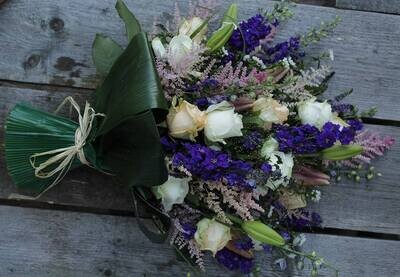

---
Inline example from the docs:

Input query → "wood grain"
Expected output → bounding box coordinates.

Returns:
[0,85,399,234]
[0,205,399,277]
[336,0,400,15]
[0,0,399,120]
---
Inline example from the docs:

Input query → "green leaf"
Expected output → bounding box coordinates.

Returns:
[92,34,123,76]
[115,0,141,41]
[94,31,168,188]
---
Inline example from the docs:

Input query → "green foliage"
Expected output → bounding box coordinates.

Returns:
[264,0,294,23]
[115,0,141,41]
[301,16,341,47]
[92,34,123,77]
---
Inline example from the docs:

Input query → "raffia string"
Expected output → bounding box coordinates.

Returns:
[9,96,105,200]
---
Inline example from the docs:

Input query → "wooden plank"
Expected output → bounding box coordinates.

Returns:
[0,85,399,234]
[336,0,400,15]
[0,205,399,276]
[0,0,399,120]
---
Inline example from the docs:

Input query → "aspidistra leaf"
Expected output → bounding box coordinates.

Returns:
[92,34,123,76]
[115,0,141,41]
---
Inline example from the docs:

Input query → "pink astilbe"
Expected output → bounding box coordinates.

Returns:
[326,130,395,168]
[206,181,265,221]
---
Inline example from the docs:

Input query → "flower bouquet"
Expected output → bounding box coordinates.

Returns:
[4,0,394,275]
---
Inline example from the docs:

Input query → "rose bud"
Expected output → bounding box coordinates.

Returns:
[253,97,289,129]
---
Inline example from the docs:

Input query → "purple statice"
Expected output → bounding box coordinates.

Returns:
[181,223,197,240]
[215,248,254,274]
[280,231,291,242]
[229,14,272,54]
[261,36,302,64]
[261,162,272,174]
[273,201,322,230]
[201,78,219,90]
[160,136,178,152]
[274,122,358,154]
[221,50,236,64]
[172,143,253,189]
[332,103,354,114]
[338,127,356,145]
[234,236,254,251]
[194,97,209,109]
[274,123,320,154]
[347,119,363,131]
[316,122,341,148]
[242,131,263,151]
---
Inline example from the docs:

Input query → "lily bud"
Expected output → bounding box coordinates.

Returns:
[321,144,363,161]
[242,221,285,247]
[294,165,330,186]
[206,4,237,52]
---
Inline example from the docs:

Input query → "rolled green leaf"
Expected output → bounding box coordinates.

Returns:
[242,220,285,247]
[206,3,237,52]
[92,34,123,77]
[320,144,363,161]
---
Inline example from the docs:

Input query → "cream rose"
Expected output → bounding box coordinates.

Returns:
[153,176,189,212]
[167,100,206,141]
[253,97,289,129]
[194,218,231,256]
[297,98,333,129]
[179,17,207,44]
[151,37,166,59]
[204,101,243,143]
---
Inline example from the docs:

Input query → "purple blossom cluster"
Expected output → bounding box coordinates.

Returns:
[260,36,302,64]
[215,248,254,274]
[234,235,254,251]
[163,138,254,189]
[274,202,322,230]
[242,131,263,151]
[274,121,362,154]
[229,14,272,54]
[181,223,197,240]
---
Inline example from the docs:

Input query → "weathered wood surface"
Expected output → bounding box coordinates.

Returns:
[0,205,399,277]
[0,85,399,234]
[336,0,400,15]
[0,0,400,120]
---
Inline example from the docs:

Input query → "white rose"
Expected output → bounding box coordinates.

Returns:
[253,98,289,129]
[261,137,279,159]
[179,17,207,44]
[266,151,294,190]
[151,37,166,59]
[297,98,333,129]
[194,218,231,256]
[167,34,193,68]
[167,100,206,141]
[204,101,243,143]
[153,176,189,212]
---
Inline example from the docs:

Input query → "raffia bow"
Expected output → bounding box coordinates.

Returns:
[9,97,104,200]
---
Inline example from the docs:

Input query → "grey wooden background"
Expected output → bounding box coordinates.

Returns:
[0,0,399,276]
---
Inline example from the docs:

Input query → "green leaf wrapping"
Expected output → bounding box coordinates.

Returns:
[94,31,168,188]
[4,5,169,192]
[4,104,97,192]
